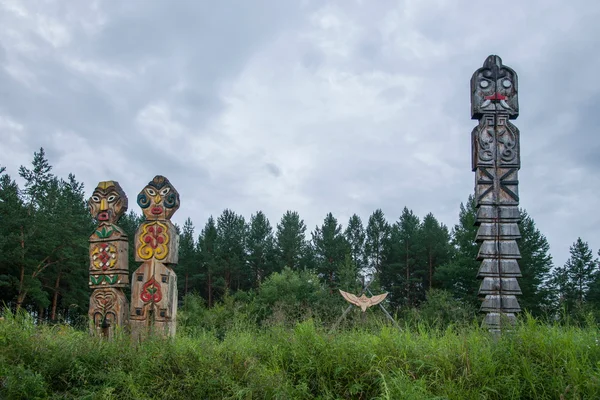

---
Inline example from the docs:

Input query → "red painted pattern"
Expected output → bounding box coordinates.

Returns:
[144,225,165,249]
[140,277,162,303]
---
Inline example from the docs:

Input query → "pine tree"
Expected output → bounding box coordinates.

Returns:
[344,214,366,273]
[419,213,451,291]
[0,168,27,308]
[516,210,554,316]
[246,211,276,286]
[381,207,422,307]
[198,217,218,306]
[177,218,198,297]
[434,196,479,308]
[275,211,308,270]
[554,238,598,310]
[215,209,248,292]
[586,249,600,309]
[46,174,93,321]
[311,212,350,287]
[14,148,60,311]
[364,209,390,276]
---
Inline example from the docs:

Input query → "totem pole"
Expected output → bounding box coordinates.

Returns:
[471,55,522,333]
[88,181,129,338]
[130,175,179,340]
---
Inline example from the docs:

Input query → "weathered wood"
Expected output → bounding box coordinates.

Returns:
[471,55,522,334]
[90,288,129,339]
[130,175,180,341]
[129,260,178,339]
[134,220,179,264]
[87,181,129,338]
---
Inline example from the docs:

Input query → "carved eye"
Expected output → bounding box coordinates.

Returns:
[160,187,170,196]
[147,188,156,196]
[92,195,100,202]
[480,80,490,89]
[107,195,117,202]
[502,79,512,88]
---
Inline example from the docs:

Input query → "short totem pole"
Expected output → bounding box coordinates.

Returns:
[130,175,179,340]
[88,181,130,338]
[471,55,522,333]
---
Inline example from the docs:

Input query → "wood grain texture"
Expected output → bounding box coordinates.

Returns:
[130,175,180,340]
[88,181,130,338]
[129,260,178,341]
[470,56,522,334]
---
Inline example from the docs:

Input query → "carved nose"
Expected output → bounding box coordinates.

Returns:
[100,199,108,210]
[154,195,161,204]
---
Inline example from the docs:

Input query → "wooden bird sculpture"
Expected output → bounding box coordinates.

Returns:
[339,290,388,312]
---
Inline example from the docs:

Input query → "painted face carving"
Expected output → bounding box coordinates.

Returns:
[471,55,519,119]
[88,181,128,224]
[137,175,180,220]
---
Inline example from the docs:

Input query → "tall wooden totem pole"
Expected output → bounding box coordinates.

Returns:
[471,55,522,333]
[88,181,130,338]
[130,175,179,340]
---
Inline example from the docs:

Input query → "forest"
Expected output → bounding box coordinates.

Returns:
[2,148,600,399]
[2,147,600,325]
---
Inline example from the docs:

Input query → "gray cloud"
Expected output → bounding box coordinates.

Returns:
[1,0,599,269]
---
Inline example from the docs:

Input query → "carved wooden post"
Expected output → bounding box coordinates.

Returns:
[130,175,179,340]
[88,181,129,338]
[471,55,522,334]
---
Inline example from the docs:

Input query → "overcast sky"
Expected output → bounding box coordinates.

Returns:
[1,0,599,269]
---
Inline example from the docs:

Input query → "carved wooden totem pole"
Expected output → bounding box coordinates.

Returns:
[130,175,179,340]
[88,181,129,338]
[471,55,522,333]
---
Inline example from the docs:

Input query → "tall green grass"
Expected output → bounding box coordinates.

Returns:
[1,311,599,399]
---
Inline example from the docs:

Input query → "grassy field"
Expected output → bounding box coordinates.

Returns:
[0,312,599,400]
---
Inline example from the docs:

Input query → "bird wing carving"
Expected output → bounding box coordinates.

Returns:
[368,292,388,307]
[339,290,389,312]
[339,290,361,307]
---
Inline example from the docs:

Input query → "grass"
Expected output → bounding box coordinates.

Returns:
[0,312,599,399]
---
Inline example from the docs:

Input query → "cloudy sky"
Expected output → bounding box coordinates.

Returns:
[1,0,599,268]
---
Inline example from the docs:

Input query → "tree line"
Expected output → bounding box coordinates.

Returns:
[1,148,600,323]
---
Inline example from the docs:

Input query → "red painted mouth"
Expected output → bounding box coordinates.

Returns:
[484,93,507,101]
[98,212,109,221]
[151,206,163,215]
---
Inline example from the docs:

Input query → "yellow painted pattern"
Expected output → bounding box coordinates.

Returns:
[91,243,118,270]
[137,221,170,260]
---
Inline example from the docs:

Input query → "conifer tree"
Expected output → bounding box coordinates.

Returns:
[435,196,479,308]
[46,174,93,321]
[14,148,59,311]
[177,218,198,297]
[0,167,27,308]
[344,214,366,272]
[516,210,554,316]
[364,209,389,276]
[275,211,308,270]
[215,209,248,292]
[418,213,451,291]
[381,207,422,307]
[198,216,218,306]
[311,212,350,287]
[553,238,598,310]
[247,211,276,286]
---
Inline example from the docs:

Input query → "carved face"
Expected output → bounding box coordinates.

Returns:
[137,175,180,220]
[88,181,128,224]
[471,55,519,119]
